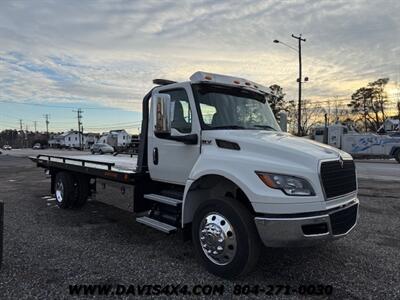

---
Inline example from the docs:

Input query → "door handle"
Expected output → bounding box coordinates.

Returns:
[153,147,158,165]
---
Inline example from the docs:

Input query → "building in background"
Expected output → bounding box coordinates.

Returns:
[98,129,131,148]
[84,133,99,149]
[47,129,132,149]
[49,130,99,149]
[48,134,65,148]
[57,131,80,148]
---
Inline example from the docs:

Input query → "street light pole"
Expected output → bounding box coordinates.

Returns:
[291,34,306,136]
[273,35,306,136]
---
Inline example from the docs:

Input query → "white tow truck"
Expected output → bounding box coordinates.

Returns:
[31,72,359,278]
[312,124,400,162]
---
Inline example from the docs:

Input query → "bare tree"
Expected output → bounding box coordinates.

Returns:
[285,99,326,135]
[300,99,327,135]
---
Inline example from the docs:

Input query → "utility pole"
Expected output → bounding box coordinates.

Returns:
[25,125,28,148]
[323,113,328,144]
[33,121,37,132]
[291,34,306,136]
[74,108,83,150]
[19,119,23,131]
[44,114,50,136]
[273,36,308,135]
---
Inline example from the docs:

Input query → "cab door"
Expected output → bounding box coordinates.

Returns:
[148,83,201,185]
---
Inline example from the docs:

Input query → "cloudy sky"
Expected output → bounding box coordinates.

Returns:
[0,0,399,132]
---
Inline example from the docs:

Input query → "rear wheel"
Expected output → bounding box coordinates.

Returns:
[395,150,400,163]
[72,175,90,208]
[192,197,261,278]
[99,149,103,155]
[54,172,78,209]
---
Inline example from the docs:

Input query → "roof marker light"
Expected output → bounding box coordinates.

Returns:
[233,80,240,84]
[245,82,251,86]
[204,75,212,80]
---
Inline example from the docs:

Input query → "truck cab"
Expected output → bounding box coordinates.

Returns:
[143,72,359,276]
[33,71,359,278]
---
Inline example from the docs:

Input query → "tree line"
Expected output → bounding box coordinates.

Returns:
[0,129,49,148]
[267,77,398,135]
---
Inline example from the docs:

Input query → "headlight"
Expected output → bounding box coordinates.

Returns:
[256,172,315,196]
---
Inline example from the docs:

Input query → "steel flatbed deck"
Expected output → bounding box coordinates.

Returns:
[30,154,142,184]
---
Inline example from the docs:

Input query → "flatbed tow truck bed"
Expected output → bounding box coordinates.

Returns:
[30,154,141,184]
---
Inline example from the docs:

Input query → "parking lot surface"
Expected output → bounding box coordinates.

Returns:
[0,154,399,299]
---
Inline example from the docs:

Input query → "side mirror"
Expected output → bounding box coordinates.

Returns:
[153,94,172,135]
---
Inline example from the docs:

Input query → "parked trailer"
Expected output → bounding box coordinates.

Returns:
[31,72,359,278]
[312,124,400,162]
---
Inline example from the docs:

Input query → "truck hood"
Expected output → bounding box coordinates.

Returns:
[203,130,348,168]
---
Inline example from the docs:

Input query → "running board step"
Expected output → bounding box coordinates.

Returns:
[136,216,177,234]
[144,193,182,206]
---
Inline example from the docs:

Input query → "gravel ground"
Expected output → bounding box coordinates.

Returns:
[0,155,399,299]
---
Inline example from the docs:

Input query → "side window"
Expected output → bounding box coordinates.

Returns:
[200,103,216,125]
[160,89,192,133]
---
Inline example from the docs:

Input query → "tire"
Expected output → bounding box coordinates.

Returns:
[99,149,103,155]
[72,175,90,208]
[54,172,78,209]
[192,197,261,278]
[395,150,400,163]
[91,150,95,154]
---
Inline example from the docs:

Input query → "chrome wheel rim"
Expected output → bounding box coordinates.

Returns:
[55,181,64,203]
[199,212,237,265]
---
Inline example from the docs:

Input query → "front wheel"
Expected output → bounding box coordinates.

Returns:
[192,198,261,278]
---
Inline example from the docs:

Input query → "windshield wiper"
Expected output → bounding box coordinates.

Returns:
[209,125,247,130]
[252,125,277,131]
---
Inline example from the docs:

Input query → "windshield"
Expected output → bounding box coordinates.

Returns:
[192,84,280,131]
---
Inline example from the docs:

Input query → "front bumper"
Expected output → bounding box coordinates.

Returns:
[254,199,359,247]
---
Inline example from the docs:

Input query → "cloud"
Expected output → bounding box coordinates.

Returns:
[0,0,399,117]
